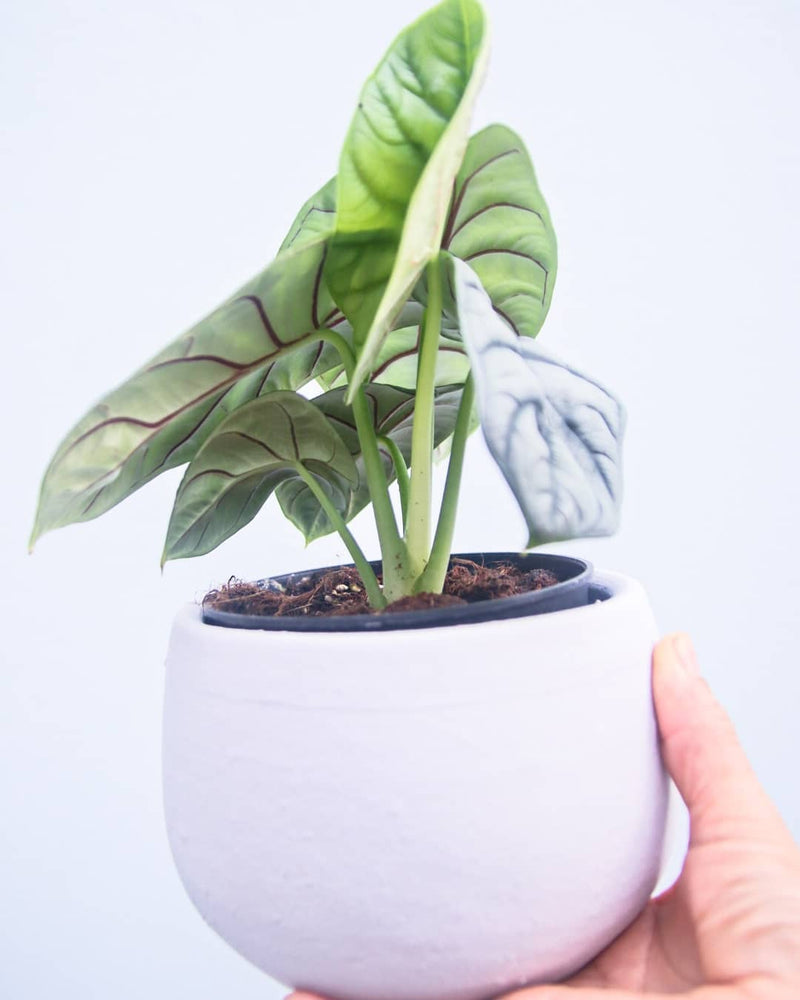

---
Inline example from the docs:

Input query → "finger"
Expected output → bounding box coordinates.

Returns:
[505,986,747,1000]
[652,633,792,850]
[505,989,644,999]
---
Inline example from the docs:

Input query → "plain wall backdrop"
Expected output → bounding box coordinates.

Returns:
[2,0,799,997]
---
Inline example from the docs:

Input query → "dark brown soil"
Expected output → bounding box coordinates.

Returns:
[203,558,559,619]
[381,592,467,614]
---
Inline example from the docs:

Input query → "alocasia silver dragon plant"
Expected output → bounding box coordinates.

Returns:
[31,0,624,610]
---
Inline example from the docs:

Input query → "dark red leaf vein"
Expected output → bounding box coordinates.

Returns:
[448,201,545,243]
[442,149,521,246]
[147,354,253,373]
[236,295,286,348]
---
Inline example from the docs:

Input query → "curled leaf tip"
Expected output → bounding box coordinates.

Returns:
[452,258,624,546]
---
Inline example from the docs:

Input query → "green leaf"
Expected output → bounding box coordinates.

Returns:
[162,392,358,563]
[318,323,470,391]
[277,384,464,541]
[30,236,345,550]
[451,258,624,546]
[442,123,557,338]
[311,123,556,390]
[325,0,489,395]
[279,177,338,255]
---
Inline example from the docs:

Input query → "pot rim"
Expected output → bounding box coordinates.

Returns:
[170,570,651,716]
[200,551,597,633]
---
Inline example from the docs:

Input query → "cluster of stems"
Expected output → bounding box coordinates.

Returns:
[302,256,475,608]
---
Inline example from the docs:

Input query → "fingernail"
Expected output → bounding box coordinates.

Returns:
[672,633,700,676]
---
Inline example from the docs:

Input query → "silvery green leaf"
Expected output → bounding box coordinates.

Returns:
[452,258,625,546]
[30,235,345,549]
[162,391,358,563]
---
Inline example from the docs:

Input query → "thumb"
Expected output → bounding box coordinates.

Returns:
[652,633,791,850]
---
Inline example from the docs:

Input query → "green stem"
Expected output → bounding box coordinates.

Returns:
[317,328,356,380]
[295,466,386,609]
[416,375,475,593]
[405,255,443,575]
[351,387,405,553]
[377,434,410,529]
[318,328,409,599]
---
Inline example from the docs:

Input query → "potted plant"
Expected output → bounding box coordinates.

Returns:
[30,1,670,997]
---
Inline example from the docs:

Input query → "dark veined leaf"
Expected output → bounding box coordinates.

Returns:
[312,124,556,390]
[325,0,489,395]
[451,257,624,546]
[162,392,358,562]
[317,324,470,392]
[314,268,467,391]
[277,384,464,541]
[279,177,338,255]
[30,235,346,549]
[442,123,557,338]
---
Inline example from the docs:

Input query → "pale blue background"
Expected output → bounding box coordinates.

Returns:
[2,0,799,996]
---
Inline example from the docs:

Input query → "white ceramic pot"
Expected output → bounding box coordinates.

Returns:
[163,570,669,1000]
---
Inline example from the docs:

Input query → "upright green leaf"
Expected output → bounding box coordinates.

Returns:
[30,236,346,549]
[277,384,464,541]
[325,0,489,395]
[162,392,358,562]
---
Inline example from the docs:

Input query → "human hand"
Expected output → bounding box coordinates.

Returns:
[289,634,800,1000]
[503,634,800,999]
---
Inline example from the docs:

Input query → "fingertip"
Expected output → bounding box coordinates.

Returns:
[651,634,790,847]
[653,632,699,686]
[671,632,700,676]
[652,633,707,735]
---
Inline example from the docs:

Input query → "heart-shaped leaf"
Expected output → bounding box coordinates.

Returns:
[162,391,358,562]
[443,123,557,338]
[30,236,344,549]
[311,123,556,391]
[451,258,625,546]
[325,0,489,395]
[277,384,464,541]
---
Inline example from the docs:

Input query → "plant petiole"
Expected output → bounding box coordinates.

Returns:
[318,328,410,601]
[294,465,386,609]
[377,434,410,530]
[416,374,474,593]
[405,254,443,577]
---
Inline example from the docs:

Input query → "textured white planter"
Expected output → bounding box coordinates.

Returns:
[163,570,669,1000]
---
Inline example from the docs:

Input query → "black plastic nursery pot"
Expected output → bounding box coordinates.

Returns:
[201,552,601,633]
